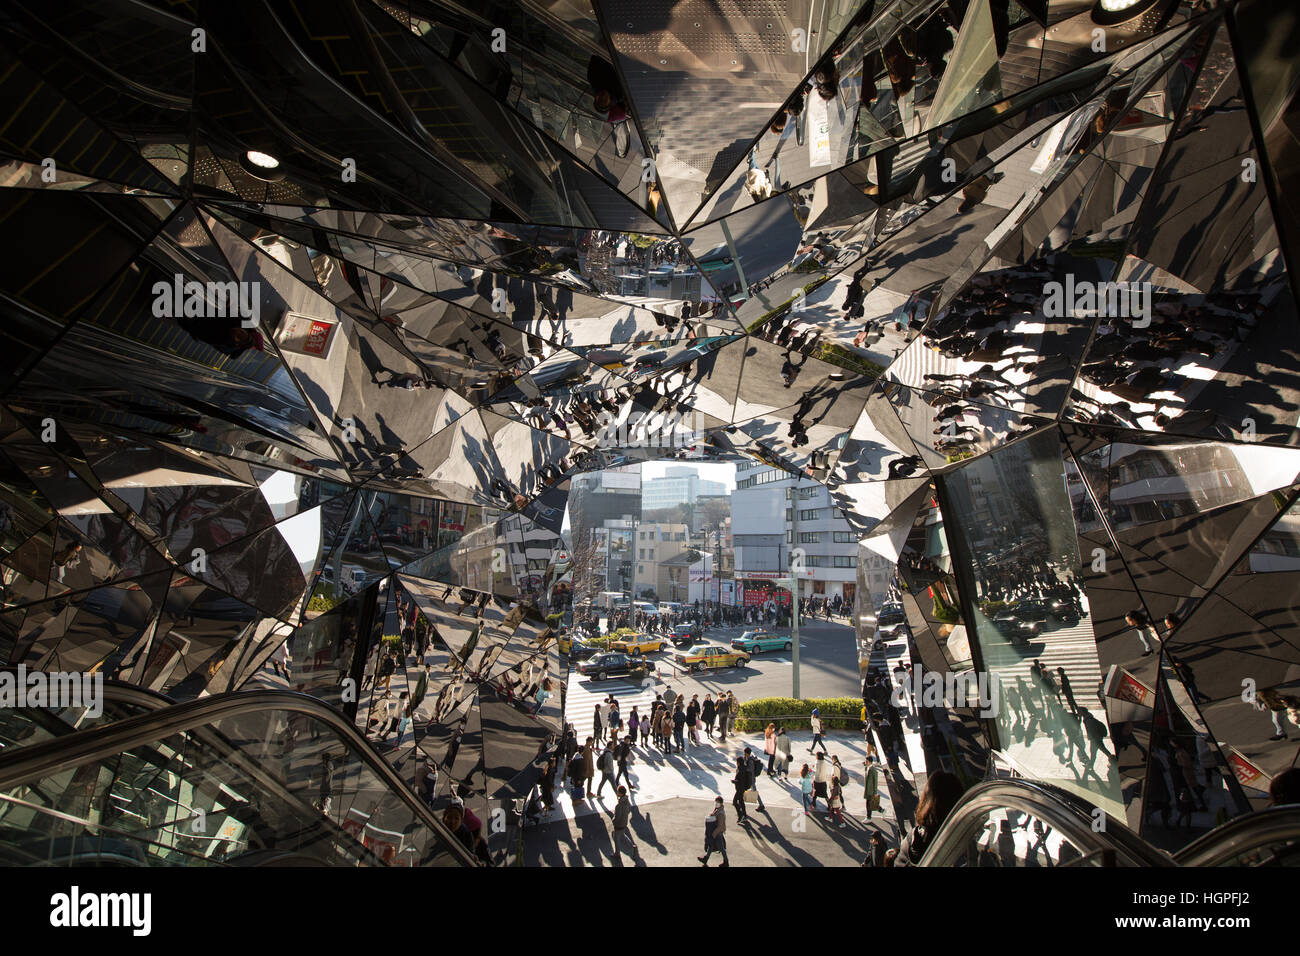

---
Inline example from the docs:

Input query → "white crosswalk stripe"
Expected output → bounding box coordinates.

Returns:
[563,673,658,742]
[985,619,1105,704]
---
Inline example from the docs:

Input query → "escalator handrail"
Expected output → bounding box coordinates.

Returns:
[1173,804,1300,867]
[0,689,479,867]
[917,779,1177,867]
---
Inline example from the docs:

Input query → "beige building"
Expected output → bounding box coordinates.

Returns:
[632,523,692,602]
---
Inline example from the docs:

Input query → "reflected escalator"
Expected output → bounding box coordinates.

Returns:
[0,690,477,867]
[917,779,1176,867]
[0,672,174,754]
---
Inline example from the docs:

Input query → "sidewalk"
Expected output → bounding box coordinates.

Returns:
[520,730,901,866]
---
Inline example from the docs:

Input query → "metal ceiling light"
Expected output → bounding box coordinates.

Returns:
[239,148,286,181]
[1091,0,1163,26]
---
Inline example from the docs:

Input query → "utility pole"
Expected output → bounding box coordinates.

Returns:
[790,475,801,700]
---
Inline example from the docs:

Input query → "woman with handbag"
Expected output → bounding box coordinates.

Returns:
[764,723,778,775]
[829,774,846,827]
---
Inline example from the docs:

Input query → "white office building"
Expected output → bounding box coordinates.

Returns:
[643,465,727,512]
[731,461,860,603]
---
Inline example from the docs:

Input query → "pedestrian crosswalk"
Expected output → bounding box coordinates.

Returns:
[563,673,658,742]
[984,617,1106,711]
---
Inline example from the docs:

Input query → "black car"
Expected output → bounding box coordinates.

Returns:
[992,614,1039,644]
[876,604,909,637]
[567,638,600,662]
[1001,600,1048,624]
[667,624,701,647]
[577,652,655,682]
[1045,596,1081,627]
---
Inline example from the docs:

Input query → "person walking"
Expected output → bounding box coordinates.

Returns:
[863,755,881,820]
[615,734,637,790]
[687,695,701,746]
[639,705,652,747]
[829,773,846,827]
[732,755,753,823]
[809,708,828,754]
[659,706,675,753]
[727,692,741,738]
[702,694,717,739]
[813,752,832,811]
[775,727,793,779]
[594,701,607,744]
[612,786,638,863]
[698,797,729,867]
[596,740,618,797]
[628,706,640,745]
[582,737,596,799]
[1056,667,1077,714]
[1125,610,1161,657]
[672,702,687,754]
[764,723,778,774]
[799,764,814,814]
[745,747,767,811]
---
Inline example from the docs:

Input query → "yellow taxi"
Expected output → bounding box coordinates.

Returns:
[607,632,666,656]
[675,644,750,673]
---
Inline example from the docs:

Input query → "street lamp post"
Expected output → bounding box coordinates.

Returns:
[791,569,800,699]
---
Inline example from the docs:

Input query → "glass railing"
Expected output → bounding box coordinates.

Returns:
[0,691,477,866]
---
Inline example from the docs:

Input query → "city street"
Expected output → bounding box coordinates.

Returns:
[565,617,863,741]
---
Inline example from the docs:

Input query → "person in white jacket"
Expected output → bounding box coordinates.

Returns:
[813,752,832,810]
[808,708,828,754]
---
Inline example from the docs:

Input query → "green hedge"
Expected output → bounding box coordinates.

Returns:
[735,696,864,733]
[932,593,960,624]
[306,583,341,613]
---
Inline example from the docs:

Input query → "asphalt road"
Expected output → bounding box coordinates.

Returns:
[573,617,862,705]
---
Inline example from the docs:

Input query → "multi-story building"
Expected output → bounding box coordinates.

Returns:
[643,466,727,513]
[732,462,858,603]
[633,522,692,601]
[569,466,642,529]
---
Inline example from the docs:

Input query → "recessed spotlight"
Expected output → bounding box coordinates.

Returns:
[245,150,279,169]
[1091,0,1166,25]
[239,149,286,181]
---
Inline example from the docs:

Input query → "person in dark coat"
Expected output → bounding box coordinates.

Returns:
[702,695,717,738]
[731,756,753,823]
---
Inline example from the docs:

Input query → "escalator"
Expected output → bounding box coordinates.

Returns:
[1174,805,1300,867]
[917,778,1300,867]
[0,690,477,867]
[0,672,174,754]
[916,779,1177,867]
